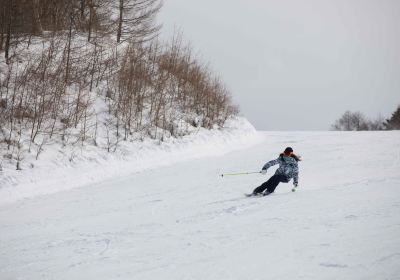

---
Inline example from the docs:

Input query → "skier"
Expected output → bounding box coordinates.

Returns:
[251,147,300,196]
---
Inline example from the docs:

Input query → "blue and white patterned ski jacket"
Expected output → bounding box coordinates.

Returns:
[262,155,299,184]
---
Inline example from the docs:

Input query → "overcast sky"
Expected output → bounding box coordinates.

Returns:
[158,0,400,130]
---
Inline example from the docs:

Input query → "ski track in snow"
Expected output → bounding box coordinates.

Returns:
[1,131,400,280]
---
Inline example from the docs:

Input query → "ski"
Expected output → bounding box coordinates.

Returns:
[244,193,267,197]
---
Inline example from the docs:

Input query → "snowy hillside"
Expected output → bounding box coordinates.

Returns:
[0,117,261,205]
[1,130,400,280]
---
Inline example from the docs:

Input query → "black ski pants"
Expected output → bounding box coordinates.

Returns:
[253,174,288,194]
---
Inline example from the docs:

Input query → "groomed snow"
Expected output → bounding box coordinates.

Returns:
[1,130,400,280]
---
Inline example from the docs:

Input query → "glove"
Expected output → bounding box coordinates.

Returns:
[293,182,298,187]
[260,169,267,175]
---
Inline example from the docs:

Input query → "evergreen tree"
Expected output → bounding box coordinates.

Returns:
[384,105,400,130]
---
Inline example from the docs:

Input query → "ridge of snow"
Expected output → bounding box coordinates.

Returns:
[0,117,263,206]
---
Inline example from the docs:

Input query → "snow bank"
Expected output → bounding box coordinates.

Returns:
[0,117,263,205]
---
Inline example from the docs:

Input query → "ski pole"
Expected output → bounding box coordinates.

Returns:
[220,171,261,177]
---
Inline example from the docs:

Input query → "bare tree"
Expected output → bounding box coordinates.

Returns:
[115,0,162,43]
[1,0,14,63]
[332,111,369,131]
[367,115,386,131]
[0,0,240,165]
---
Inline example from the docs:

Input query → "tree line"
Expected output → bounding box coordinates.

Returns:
[0,0,162,62]
[0,0,239,169]
[331,106,400,131]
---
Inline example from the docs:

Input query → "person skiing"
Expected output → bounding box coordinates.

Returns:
[251,147,300,196]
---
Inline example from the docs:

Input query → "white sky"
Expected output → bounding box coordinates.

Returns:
[158,0,400,130]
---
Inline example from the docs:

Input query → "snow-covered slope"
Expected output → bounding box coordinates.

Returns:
[1,131,399,280]
[0,117,262,205]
